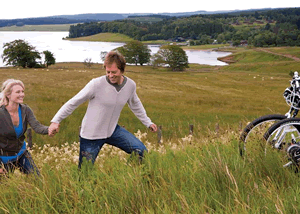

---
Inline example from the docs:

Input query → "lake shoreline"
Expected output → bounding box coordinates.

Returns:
[0,31,232,67]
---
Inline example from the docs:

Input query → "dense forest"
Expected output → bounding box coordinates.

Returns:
[68,8,300,47]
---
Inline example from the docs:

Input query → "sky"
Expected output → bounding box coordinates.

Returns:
[1,0,300,19]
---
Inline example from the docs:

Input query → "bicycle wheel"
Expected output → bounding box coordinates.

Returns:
[264,118,300,149]
[239,114,287,156]
[263,118,300,167]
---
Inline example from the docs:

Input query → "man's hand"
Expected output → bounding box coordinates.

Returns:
[149,124,158,133]
[49,122,60,137]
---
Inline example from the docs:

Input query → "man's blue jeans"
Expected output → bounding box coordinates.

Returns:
[78,125,147,168]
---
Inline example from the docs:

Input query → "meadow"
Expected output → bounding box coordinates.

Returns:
[1,47,300,213]
[66,33,135,43]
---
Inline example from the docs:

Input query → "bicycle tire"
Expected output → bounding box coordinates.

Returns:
[239,114,287,156]
[264,118,300,143]
[262,118,300,167]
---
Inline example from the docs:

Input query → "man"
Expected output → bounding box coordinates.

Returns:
[49,51,157,167]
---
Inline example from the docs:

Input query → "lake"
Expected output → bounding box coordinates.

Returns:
[0,31,231,67]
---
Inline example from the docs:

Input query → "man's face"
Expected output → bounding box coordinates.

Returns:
[106,62,123,85]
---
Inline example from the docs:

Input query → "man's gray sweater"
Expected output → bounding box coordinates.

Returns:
[51,76,153,139]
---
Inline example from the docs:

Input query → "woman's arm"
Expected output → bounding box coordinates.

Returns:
[26,106,49,135]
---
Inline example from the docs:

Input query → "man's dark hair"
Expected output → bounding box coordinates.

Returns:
[104,51,126,73]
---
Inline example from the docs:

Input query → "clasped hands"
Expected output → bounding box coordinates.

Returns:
[48,122,60,137]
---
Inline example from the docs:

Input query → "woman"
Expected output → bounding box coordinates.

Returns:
[0,79,49,175]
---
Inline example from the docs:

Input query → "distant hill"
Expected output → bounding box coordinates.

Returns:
[48,8,278,20]
[49,13,128,21]
[0,7,295,27]
[47,9,266,20]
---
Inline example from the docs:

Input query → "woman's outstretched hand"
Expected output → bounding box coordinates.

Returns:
[48,122,60,137]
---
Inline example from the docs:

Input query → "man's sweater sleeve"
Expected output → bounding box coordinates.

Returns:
[127,89,152,128]
[51,80,95,124]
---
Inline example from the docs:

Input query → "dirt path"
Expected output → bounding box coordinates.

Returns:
[257,48,300,61]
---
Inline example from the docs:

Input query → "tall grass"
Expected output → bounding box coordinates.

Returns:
[1,130,300,213]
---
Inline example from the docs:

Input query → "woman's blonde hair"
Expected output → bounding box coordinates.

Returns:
[0,79,25,106]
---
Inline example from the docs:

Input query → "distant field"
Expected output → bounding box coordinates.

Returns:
[0,24,74,31]
[183,44,231,50]
[66,33,134,42]
[232,21,275,30]
[66,33,169,45]
[227,48,293,63]
[267,46,300,58]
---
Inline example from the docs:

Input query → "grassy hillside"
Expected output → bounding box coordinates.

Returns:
[266,46,300,58]
[66,33,170,44]
[1,46,300,213]
[66,32,134,42]
[1,47,299,146]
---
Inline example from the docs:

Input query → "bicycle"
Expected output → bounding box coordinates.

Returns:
[263,72,300,167]
[239,71,300,158]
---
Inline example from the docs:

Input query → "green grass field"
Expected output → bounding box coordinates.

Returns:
[182,44,231,50]
[66,33,134,42]
[225,48,294,64]
[1,46,300,213]
[267,46,300,58]
[66,33,171,45]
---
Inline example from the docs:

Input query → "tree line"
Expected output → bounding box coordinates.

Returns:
[68,8,300,47]
[0,18,89,28]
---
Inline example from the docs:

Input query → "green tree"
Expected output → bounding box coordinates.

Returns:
[156,45,188,71]
[150,53,165,68]
[43,50,56,68]
[264,23,271,31]
[232,40,241,47]
[2,39,41,68]
[198,35,213,45]
[216,34,225,44]
[116,40,151,66]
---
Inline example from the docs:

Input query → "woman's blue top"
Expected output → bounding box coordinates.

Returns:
[0,105,26,164]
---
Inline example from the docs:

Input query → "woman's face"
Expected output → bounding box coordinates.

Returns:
[7,84,25,104]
